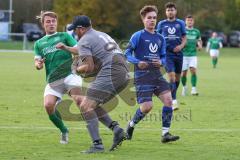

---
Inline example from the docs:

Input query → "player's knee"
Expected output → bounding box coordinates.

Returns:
[80,99,95,112]
[44,101,55,108]
[72,95,82,107]
[162,96,172,106]
[191,72,196,75]
[175,74,181,81]
[140,104,152,113]
[168,75,175,82]
[44,102,56,114]
[190,68,196,74]
[182,71,187,77]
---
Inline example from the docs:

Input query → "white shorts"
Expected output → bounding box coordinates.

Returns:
[210,49,219,57]
[44,74,82,99]
[182,56,197,71]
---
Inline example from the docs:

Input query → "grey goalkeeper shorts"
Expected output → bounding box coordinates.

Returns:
[86,54,130,105]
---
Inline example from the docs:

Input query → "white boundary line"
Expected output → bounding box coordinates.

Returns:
[0,49,33,53]
[0,126,240,132]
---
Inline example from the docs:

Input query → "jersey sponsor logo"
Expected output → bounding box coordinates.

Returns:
[42,45,59,56]
[149,43,158,53]
[168,27,176,34]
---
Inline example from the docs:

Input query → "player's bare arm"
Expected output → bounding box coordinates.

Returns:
[55,42,78,55]
[197,39,203,50]
[174,35,187,53]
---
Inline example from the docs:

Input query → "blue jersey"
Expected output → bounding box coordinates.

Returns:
[125,29,166,84]
[157,19,186,55]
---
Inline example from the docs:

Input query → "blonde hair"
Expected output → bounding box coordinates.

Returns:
[36,11,57,24]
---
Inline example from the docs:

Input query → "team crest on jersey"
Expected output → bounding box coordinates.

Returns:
[168,27,176,34]
[149,43,158,53]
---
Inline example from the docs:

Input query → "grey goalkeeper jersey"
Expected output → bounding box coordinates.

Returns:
[77,28,123,69]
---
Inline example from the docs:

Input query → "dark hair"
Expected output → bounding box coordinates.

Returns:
[185,15,193,19]
[165,2,176,9]
[36,11,57,24]
[140,5,158,18]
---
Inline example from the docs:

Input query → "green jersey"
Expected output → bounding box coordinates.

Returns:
[207,38,221,49]
[34,32,77,83]
[183,28,201,57]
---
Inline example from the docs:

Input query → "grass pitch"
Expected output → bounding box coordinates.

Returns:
[0,48,240,160]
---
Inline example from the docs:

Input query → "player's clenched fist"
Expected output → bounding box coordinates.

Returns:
[35,58,45,70]
[56,42,67,50]
[138,61,149,69]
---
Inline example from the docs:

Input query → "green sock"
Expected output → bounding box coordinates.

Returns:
[215,58,218,66]
[191,74,197,87]
[212,58,218,68]
[49,112,68,133]
[55,109,62,119]
[181,76,187,86]
[212,59,215,67]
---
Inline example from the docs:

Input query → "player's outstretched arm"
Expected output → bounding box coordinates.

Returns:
[56,42,78,55]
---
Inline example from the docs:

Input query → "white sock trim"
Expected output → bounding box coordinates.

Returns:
[162,127,169,136]
[129,121,135,127]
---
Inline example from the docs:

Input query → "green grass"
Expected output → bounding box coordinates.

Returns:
[0,48,240,160]
[0,40,34,50]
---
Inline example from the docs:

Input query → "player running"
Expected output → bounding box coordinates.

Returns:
[34,11,82,144]
[157,2,186,110]
[206,32,223,68]
[66,15,129,153]
[125,5,180,143]
[181,15,202,96]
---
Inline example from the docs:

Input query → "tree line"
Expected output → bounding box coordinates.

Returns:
[1,0,239,39]
[53,0,240,39]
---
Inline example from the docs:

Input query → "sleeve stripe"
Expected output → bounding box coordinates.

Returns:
[34,55,42,60]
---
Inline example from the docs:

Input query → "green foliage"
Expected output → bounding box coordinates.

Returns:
[53,0,240,39]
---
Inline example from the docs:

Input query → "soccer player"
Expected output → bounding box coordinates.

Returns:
[125,5,180,143]
[67,15,129,153]
[34,11,82,144]
[206,32,223,68]
[157,2,186,110]
[181,15,202,96]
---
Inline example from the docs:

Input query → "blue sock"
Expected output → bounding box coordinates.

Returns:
[131,108,146,125]
[175,81,180,90]
[170,82,176,100]
[173,81,180,100]
[162,106,173,128]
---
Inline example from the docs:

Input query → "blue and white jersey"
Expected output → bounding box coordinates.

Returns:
[125,29,166,83]
[157,19,186,55]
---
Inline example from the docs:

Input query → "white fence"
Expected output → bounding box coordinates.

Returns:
[0,33,31,52]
